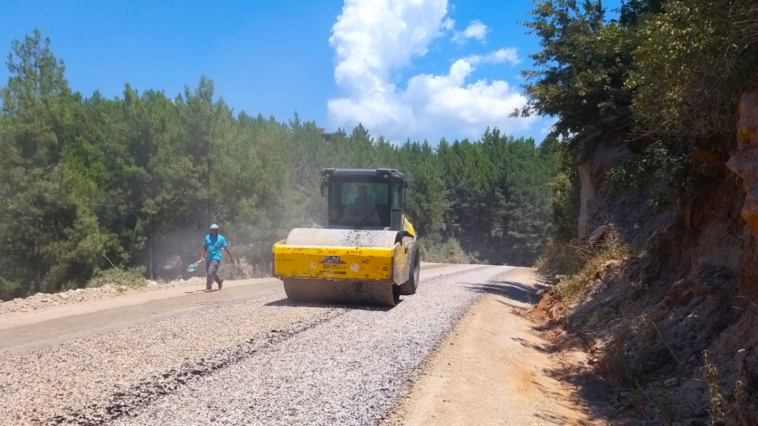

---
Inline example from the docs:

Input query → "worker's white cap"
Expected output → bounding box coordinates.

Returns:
[210,224,219,230]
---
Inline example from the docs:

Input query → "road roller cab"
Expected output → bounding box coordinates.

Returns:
[321,168,410,232]
[272,168,420,306]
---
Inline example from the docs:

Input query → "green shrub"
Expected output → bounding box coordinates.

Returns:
[418,237,478,264]
[628,0,758,142]
[606,143,687,210]
[0,278,23,301]
[86,267,147,289]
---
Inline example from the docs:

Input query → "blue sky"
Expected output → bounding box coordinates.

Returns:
[0,0,622,144]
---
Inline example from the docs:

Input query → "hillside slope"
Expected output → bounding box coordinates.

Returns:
[534,86,758,425]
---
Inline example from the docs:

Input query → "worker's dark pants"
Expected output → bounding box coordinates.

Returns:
[205,259,223,290]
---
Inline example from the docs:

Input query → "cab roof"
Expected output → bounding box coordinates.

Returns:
[321,168,407,182]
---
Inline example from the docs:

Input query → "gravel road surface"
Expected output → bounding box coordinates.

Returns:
[0,264,510,426]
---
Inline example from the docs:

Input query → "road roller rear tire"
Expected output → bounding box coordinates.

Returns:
[399,238,420,296]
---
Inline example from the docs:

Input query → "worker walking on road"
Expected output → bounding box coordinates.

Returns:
[198,224,235,292]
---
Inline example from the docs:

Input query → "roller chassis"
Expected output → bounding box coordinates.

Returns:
[272,168,420,306]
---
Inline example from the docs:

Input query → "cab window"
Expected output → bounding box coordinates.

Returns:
[329,181,390,227]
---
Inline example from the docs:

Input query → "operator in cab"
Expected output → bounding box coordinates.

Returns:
[348,185,380,224]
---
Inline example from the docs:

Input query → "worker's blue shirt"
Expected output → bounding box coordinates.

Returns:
[204,234,228,261]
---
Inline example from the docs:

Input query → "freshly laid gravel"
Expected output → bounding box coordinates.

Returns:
[114,265,511,426]
[0,264,509,426]
[0,294,343,425]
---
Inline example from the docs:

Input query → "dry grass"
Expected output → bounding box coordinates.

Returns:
[703,349,751,426]
[548,230,631,304]
[418,237,478,264]
[86,267,147,289]
[535,239,584,277]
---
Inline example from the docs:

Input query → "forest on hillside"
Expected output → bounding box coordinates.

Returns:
[0,31,560,300]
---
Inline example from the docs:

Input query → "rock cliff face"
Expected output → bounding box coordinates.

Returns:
[577,138,631,238]
[567,87,758,424]
[727,90,758,236]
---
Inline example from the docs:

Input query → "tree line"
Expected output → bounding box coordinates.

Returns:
[0,30,560,300]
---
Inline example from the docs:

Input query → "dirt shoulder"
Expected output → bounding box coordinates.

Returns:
[388,268,608,426]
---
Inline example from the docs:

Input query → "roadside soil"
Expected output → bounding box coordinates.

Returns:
[388,268,609,426]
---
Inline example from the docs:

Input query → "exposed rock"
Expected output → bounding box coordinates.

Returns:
[590,139,631,182]
[739,188,758,235]
[738,89,758,148]
[727,89,758,236]
[691,147,723,169]
[726,147,758,190]
[578,139,632,238]
[661,279,711,308]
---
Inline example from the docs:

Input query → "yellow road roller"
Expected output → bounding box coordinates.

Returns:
[272,168,420,306]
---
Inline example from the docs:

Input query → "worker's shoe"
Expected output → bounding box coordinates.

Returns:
[218,279,224,290]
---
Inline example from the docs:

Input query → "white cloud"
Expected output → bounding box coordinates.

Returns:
[466,48,520,65]
[452,19,488,44]
[442,17,455,31]
[327,0,535,143]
